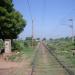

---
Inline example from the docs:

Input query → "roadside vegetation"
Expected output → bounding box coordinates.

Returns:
[0,37,38,62]
[0,0,38,62]
[0,40,3,49]
[8,37,38,62]
[47,37,75,66]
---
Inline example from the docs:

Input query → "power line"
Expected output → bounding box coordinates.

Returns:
[26,0,34,48]
[41,0,47,39]
[26,0,33,20]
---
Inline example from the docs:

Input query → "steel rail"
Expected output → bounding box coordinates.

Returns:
[42,43,74,75]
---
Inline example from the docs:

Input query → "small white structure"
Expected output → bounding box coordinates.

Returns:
[4,39,11,53]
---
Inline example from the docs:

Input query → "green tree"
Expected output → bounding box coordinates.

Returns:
[36,38,40,41]
[0,0,26,40]
[25,37,32,41]
[25,37,32,46]
[42,38,46,41]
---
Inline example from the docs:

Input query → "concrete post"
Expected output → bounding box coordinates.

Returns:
[4,39,11,54]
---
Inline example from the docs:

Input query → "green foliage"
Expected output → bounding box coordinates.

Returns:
[12,39,37,55]
[25,37,32,40]
[9,46,33,62]
[36,38,40,41]
[33,39,38,46]
[0,0,26,40]
[8,55,16,61]
[48,38,73,54]
[0,39,3,48]
[47,37,75,65]
[8,51,22,62]
[12,40,25,51]
[25,37,38,47]
[42,38,46,41]
[0,0,13,12]
[9,40,34,62]
[25,37,32,46]
[24,41,29,47]
[12,39,37,51]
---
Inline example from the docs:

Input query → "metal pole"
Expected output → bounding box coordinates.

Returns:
[72,19,74,43]
[32,19,34,48]
[69,19,74,43]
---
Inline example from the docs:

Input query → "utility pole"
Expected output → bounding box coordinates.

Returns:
[32,19,34,48]
[26,0,34,48]
[69,19,74,43]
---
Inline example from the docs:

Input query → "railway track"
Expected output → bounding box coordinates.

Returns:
[30,43,41,75]
[43,43,75,75]
[30,42,75,75]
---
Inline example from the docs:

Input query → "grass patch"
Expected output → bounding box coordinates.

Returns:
[8,55,16,61]
[21,47,34,57]
[47,39,75,66]
[22,47,33,54]
[8,47,34,62]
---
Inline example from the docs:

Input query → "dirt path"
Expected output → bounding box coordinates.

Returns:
[0,54,32,75]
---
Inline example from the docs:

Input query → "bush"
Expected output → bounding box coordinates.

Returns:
[0,40,3,48]
[24,41,29,47]
[12,40,25,51]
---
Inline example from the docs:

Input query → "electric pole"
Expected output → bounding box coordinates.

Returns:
[32,19,34,48]
[69,19,74,43]
[26,0,34,48]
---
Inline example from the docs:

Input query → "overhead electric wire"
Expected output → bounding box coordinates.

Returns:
[42,0,47,21]
[26,0,34,47]
[26,0,33,20]
[41,0,47,38]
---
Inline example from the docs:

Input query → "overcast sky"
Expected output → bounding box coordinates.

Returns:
[13,0,75,39]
